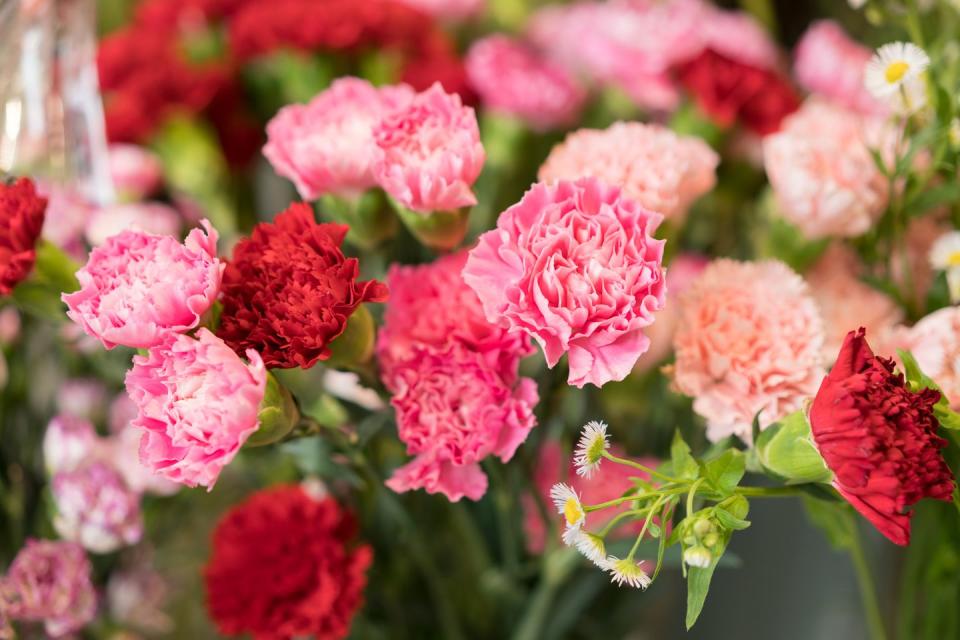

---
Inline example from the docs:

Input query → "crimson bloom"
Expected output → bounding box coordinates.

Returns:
[1,177,47,296]
[217,203,387,368]
[810,328,955,545]
[204,485,372,640]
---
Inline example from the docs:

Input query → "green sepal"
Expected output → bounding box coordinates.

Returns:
[899,349,960,430]
[755,410,834,484]
[248,372,300,446]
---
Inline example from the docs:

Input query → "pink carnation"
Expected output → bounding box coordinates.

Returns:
[63,220,222,349]
[124,329,266,489]
[264,78,414,201]
[794,21,886,115]
[901,307,960,410]
[56,378,108,422]
[464,178,667,388]
[395,0,484,21]
[538,122,718,223]
[466,35,585,131]
[109,422,182,496]
[672,259,825,442]
[85,202,181,247]
[373,82,485,213]
[43,414,99,475]
[385,345,538,502]
[108,144,164,201]
[763,99,890,239]
[699,8,780,71]
[52,462,144,554]
[376,251,531,384]
[40,186,91,260]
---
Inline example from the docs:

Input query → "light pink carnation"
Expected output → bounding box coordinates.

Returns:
[40,186,91,260]
[395,0,483,21]
[763,99,890,239]
[385,345,538,502]
[63,220,223,349]
[108,422,182,496]
[56,379,108,422]
[108,144,164,201]
[52,462,144,554]
[0,540,97,638]
[264,77,414,200]
[373,83,485,213]
[43,414,99,475]
[794,21,886,115]
[124,329,266,489]
[464,178,667,388]
[85,202,181,247]
[538,122,718,223]
[466,35,586,131]
[699,8,780,70]
[672,259,825,442]
[901,307,960,410]
[376,251,531,384]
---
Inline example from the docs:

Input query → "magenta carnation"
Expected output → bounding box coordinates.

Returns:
[52,462,144,554]
[464,177,666,388]
[124,329,266,489]
[373,82,485,213]
[63,220,222,349]
[264,78,414,201]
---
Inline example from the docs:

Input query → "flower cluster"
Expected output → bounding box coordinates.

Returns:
[0,178,47,296]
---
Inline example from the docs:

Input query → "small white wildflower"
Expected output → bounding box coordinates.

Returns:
[572,530,609,569]
[865,42,930,112]
[683,546,713,569]
[573,420,610,478]
[930,231,960,303]
[550,483,585,531]
[606,556,652,589]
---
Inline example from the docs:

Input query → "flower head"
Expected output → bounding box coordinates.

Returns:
[124,329,266,489]
[84,203,181,247]
[572,530,610,569]
[108,144,163,201]
[464,178,667,388]
[217,203,388,369]
[43,414,99,475]
[52,463,144,554]
[865,42,929,111]
[204,485,372,640]
[63,220,222,349]
[573,420,610,478]
[0,177,47,296]
[683,545,713,568]
[929,231,960,302]
[811,328,954,545]
[900,307,960,411]
[606,557,652,589]
[373,82,485,213]
[550,483,586,532]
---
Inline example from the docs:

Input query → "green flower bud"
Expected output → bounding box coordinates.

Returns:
[326,304,376,369]
[692,518,715,539]
[248,372,300,446]
[393,202,470,252]
[755,410,833,484]
[318,191,398,250]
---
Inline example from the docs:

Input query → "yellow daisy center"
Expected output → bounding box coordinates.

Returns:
[948,251,960,267]
[563,498,583,525]
[885,61,910,84]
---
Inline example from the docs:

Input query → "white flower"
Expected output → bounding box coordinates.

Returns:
[847,0,867,8]
[606,556,652,589]
[930,231,960,303]
[572,530,610,569]
[550,483,586,532]
[573,420,610,478]
[865,42,929,112]
[683,546,713,569]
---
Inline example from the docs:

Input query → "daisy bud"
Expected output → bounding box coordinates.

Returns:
[248,373,300,447]
[683,546,713,569]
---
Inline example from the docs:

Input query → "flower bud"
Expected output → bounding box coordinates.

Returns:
[691,518,715,539]
[755,410,833,484]
[326,304,376,369]
[395,205,470,252]
[318,191,398,250]
[683,545,713,569]
[248,372,300,446]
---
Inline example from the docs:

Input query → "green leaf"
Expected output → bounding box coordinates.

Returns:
[714,499,751,531]
[686,562,718,629]
[670,430,700,480]
[701,450,746,496]
[907,182,960,217]
[899,349,960,430]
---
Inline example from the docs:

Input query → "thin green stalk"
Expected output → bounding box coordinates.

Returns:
[686,478,705,516]
[734,485,803,498]
[512,548,580,640]
[486,461,520,575]
[584,486,688,512]
[602,451,682,483]
[849,521,889,640]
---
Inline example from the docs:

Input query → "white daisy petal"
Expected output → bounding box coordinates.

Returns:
[864,42,930,112]
[549,483,585,530]
[606,556,652,589]
[573,420,610,478]
[572,530,610,569]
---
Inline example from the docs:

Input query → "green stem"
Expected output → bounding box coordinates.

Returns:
[512,548,580,640]
[584,485,688,512]
[602,451,682,484]
[734,485,804,498]
[849,521,889,640]
[905,0,926,49]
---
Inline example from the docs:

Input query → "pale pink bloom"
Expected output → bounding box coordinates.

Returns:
[794,21,886,115]
[62,220,223,349]
[124,329,266,489]
[0,307,20,344]
[85,202,181,247]
[464,178,666,388]
[52,462,144,554]
[763,99,890,239]
[376,251,531,385]
[900,307,960,410]
[108,144,163,201]
[466,35,586,131]
[374,83,485,213]
[43,414,99,475]
[806,244,903,362]
[108,392,138,434]
[264,77,414,200]
[106,553,172,634]
[672,259,825,442]
[395,0,483,21]
[108,425,181,496]
[700,8,780,70]
[56,379,108,422]
[615,71,683,112]
[538,122,718,223]
[40,185,92,260]
[0,540,97,638]
[385,344,538,502]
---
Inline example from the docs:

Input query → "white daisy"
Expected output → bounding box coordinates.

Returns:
[865,42,929,111]
[930,231,960,302]
[550,483,585,531]
[572,530,610,569]
[606,556,652,589]
[573,420,610,478]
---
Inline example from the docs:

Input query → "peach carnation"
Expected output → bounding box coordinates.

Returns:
[538,122,718,223]
[672,259,825,442]
[763,99,890,239]
[901,307,960,410]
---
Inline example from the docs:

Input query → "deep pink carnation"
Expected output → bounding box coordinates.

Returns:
[465,35,585,131]
[373,83,485,213]
[264,78,414,201]
[386,344,538,501]
[63,220,222,349]
[124,329,266,489]
[108,144,164,201]
[52,462,144,554]
[464,178,666,388]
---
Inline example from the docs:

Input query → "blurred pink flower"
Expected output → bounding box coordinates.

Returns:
[395,0,484,21]
[109,424,182,496]
[763,99,890,239]
[0,307,20,344]
[538,122,718,223]
[900,307,960,410]
[466,35,586,131]
[40,186,91,260]
[672,259,825,442]
[386,344,538,501]
[0,540,97,638]
[43,414,99,475]
[699,8,780,71]
[106,553,172,634]
[794,21,886,115]
[108,144,164,201]
[464,178,666,388]
[264,78,414,200]
[63,220,223,349]
[56,379,108,422]
[376,251,532,385]
[124,329,266,489]
[85,202,181,247]
[52,462,144,554]
[374,82,485,213]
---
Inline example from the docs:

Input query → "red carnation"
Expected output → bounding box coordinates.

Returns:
[204,485,372,640]
[217,203,388,369]
[676,49,800,136]
[1,177,47,295]
[810,328,955,545]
